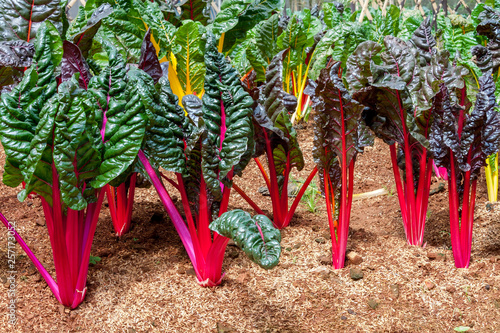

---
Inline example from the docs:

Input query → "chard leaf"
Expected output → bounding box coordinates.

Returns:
[0,0,64,42]
[69,3,114,58]
[209,209,281,269]
[93,8,145,66]
[222,0,282,52]
[53,77,102,210]
[255,14,280,64]
[201,34,254,200]
[172,20,206,95]
[178,0,210,25]
[0,40,35,88]
[410,18,435,65]
[138,29,163,84]
[89,44,146,188]
[139,0,178,59]
[309,61,366,169]
[345,41,382,93]
[61,41,92,89]
[0,22,61,191]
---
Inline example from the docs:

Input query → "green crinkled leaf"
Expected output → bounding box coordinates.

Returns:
[210,0,252,38]
[173,20,206,95]
[201,34,254,200]
[53,77,102,210]
[209,209,281,269]
[69,3,114,58]
[139,73,186,174]
[93,8,145,66]
[273,112,304,176]
[0,23,61,192]
[178,0,210,25]
[139,0,178,59]
[222,0,283,52]
[255,14,280,64]
[0,0,64,42]
[89,44,146,188]
[345,41,382,92]
[308,30,336,81]
[370,5,400,43]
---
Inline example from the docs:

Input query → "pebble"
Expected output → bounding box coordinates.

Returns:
[293,243,302,249]
[347,309,355,315]
[347,251,363,265]
[367,299,379,309]
[424,280,435,290]
[185,268,196,276]
[485,284,491,291]
[315,238,326,244]
[350,268,364,280]
[340,316,347,320]
[36,218,46,226]
[312,225,321,232]
[390,284,400,298]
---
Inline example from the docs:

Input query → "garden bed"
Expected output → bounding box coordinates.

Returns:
[1,123,499,332]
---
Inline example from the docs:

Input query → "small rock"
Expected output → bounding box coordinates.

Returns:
[367,299,379,309]
[185,268,196,276]
[293,243,302,249]
[446,286,456,293]
[350,268,364,281]
[32,274,42,283]
[390,284,400,299]
[424,280,435,290]
[217,322,235,333]
[315,238,326,244]
[340,316,347,320]
[312,225,321,232]
[318,255,332,265]
[347,251,363,265]
[228,240,237,247]
[36,218,45,227]
[347,309,355,315]
[171,195,178,203]
[485,284,491,291]
[427,252,437,260]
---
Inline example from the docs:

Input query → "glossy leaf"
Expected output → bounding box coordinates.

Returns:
[138,29,163,84]
[209,209,281,269]
[0,40,35,88]
[61,41,92,89]
[0,0,64,42]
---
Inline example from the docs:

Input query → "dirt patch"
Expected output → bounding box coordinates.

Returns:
[1,123,500,332]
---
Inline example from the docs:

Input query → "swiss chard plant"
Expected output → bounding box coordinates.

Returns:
[305,61,372,268]
[0,23,107,308]
[134,32,282,286]
[430,74,500,267]
[232,49,318,229]
[346,20,467,246]
[473,5,500,202]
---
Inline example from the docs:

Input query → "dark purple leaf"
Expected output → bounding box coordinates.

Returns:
[61,41,92,89]
[139,29,162,84]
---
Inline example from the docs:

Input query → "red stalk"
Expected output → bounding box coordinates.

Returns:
[105,173,137,236]
[232,183,265,215]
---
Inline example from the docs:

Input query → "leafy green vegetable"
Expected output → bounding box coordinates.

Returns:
[209,209,281,269]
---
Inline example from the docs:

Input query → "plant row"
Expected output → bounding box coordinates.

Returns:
[0,0,499,310]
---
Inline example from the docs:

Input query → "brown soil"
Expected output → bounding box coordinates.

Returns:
[1,122,500,332]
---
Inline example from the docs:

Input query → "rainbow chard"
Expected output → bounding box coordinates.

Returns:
[0,23,105,308]
[430,75,500,268]
[346,35,466,247]
[306,61,372,269]
[137,33,281,286]
[233,49,318,229]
